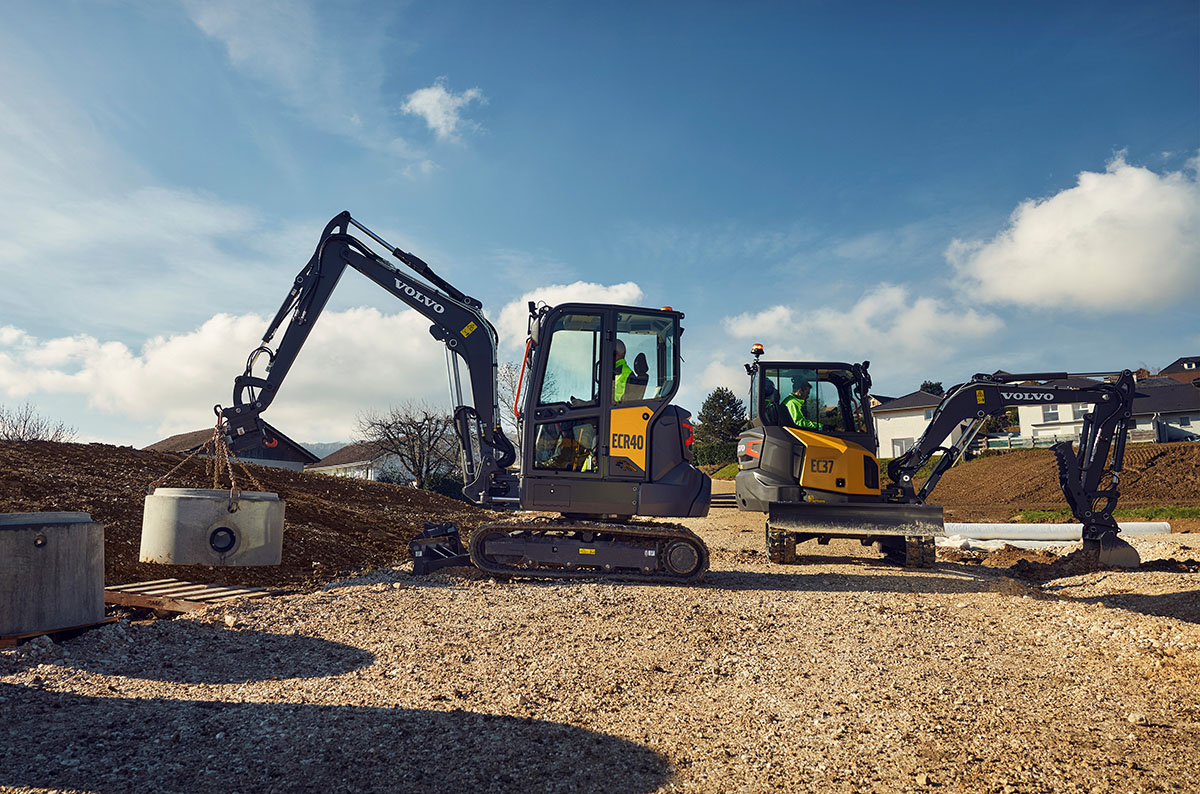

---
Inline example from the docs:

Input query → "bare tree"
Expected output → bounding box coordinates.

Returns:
[496,360,524,464]
[0,402,76,442]
[356,401,459,487]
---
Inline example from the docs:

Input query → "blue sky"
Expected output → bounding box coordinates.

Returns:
[0,0,1197,446]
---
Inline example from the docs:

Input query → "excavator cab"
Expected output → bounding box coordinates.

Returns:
[737,359,882,512]
[518,303,709,518]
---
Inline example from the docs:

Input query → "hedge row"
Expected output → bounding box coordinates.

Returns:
[694,441,738,466]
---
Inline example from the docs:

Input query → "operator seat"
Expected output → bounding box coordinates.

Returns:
[624,353,650,401]
[762,379,781,426]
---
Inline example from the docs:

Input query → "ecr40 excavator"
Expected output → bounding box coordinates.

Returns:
[219,211,711,583]
[735,345,1141,569]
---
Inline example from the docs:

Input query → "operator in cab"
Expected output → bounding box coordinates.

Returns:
[782,377,820,429]
[614,339,634,402]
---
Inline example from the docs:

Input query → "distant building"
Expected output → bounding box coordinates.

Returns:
[1131,376,1200,442]
[1012,376,1112,442]
[145,422,319,471]
[872,390,968,458]
[1012,375,1200,445]
[1158,356,1200,386]
[306,442,411,481]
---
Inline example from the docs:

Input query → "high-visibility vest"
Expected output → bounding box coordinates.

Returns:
[614,358,633,401]
[782,394,818,428]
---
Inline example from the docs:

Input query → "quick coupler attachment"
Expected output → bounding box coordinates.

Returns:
[409,521,473,575]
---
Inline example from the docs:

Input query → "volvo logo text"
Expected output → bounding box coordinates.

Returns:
[1000,391,1055,401]
[396,279,445,313]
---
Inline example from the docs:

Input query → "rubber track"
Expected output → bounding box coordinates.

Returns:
[468,517,709,584]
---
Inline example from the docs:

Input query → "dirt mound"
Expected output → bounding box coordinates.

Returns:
[930,442,1200,522]
[939,543,1200,582]
[0,441,495,590]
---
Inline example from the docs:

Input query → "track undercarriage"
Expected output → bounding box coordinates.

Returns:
[468,516,709,583]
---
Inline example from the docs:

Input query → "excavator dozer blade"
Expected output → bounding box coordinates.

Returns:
[767,501,946,538]
[1081,534,1141,569]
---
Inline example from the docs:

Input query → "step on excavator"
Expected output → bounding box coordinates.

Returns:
[219,212,711,583]
[735,345,1141,569]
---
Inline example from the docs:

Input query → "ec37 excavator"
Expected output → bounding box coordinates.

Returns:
[735,345,1140,568]
[219,211,710,582]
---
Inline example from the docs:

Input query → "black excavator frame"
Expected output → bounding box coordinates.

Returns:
[218,212,711,583]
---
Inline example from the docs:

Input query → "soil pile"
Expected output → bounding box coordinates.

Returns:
[0,441,495,589]
[929,441,1200,522]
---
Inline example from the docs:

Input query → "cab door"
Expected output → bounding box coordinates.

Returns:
[522,310,605,508]
[606,309,681,480]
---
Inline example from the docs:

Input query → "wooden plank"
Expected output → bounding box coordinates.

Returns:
[0,616,119,648]
[204,592,272,604]
[103,590,209,613]
[136,583,216,597]
[104,578,183,592]
[153,583,268,600]
[103,580,272,614]
[133,582,215,596]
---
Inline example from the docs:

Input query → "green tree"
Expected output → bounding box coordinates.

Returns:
[919,380,944,395]
[695,387,747,444]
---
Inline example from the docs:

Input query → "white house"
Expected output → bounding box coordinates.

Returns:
[306,442,411,481]
[872,390,967,459]
[1012,376,1109,442]
[1012,375,1200,444]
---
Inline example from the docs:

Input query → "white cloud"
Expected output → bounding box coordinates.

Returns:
[723,305,796,340]
[493,281,645,352]
[948,155,1200,310]
[718,285,1003,388]
[179,0,425,163]
[0,309,457,444]
[402,77,486,141]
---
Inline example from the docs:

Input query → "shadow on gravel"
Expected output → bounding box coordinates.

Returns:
[703,562,1004,594]
[64,623,374,684]
[0,683,671,794]
[1046,589,1200,624]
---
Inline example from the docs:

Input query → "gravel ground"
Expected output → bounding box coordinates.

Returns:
[3,482,1199,794]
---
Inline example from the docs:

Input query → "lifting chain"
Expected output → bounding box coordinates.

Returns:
[147,407,265,513]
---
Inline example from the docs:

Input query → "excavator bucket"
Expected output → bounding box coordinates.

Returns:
[767,501,945,538]
[1081,533,1141,569]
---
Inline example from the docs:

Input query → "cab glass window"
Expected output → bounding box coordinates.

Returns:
[532,417,600,472]
[761,367,868,434]
[614,312,677,403]
[538,313,601,406]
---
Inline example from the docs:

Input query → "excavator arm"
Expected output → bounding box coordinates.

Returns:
[886,370,1138,558]
[221,211,516,504]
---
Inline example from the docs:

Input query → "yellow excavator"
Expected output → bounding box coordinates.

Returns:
[219,211,711,583]
[735,345,1140,568]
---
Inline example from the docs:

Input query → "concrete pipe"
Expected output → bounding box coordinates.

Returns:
[943,522,1170,541]
[140,488,285,566]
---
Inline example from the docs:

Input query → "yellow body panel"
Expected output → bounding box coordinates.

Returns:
[609,405,653,473]
[784,427,881,496]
